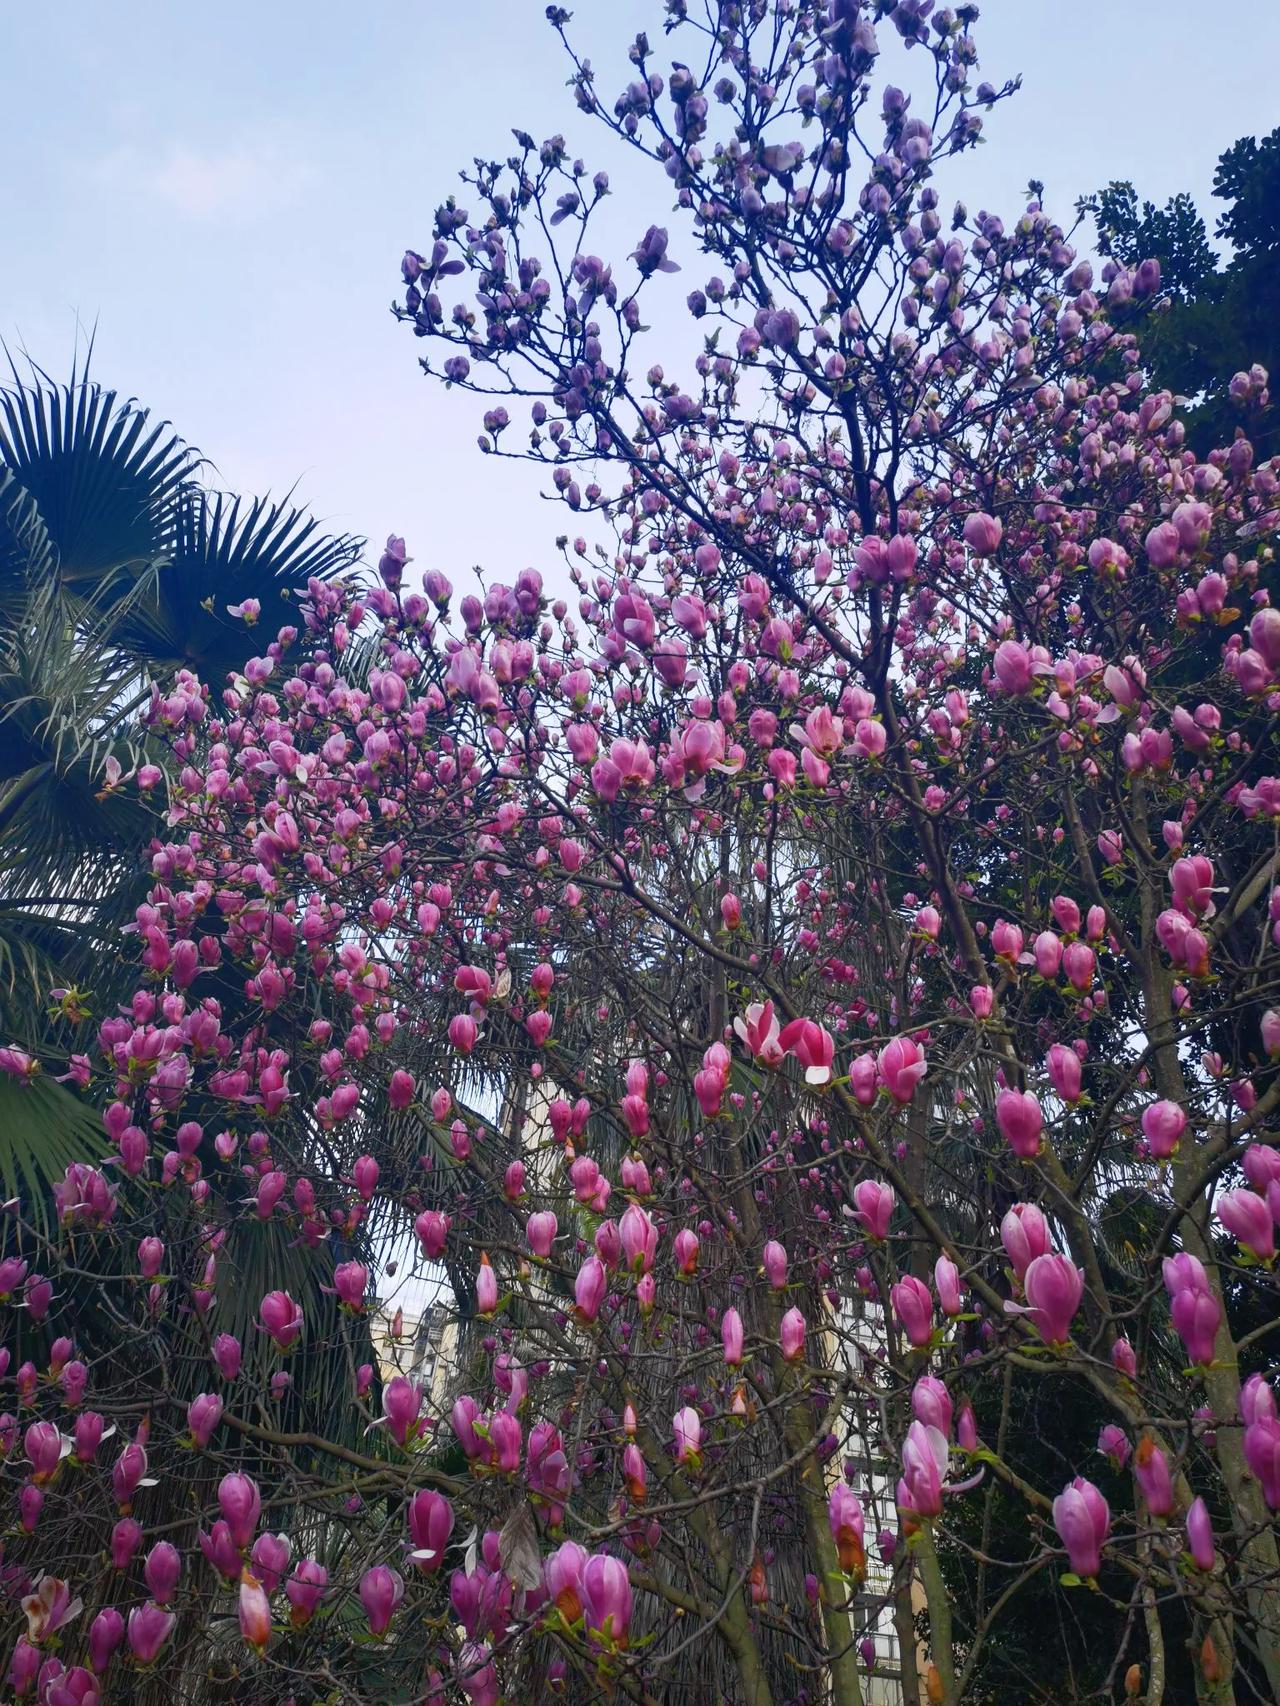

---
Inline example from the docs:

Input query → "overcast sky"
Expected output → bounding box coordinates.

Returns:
[6,1,1278,603]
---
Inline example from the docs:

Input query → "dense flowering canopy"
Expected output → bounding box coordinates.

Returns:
[2,4,1280,1703]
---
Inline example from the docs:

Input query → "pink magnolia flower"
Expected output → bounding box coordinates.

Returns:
[1186,1497,1214,1570]
[878,1035,927,1104]
[762,1240,788,1289]
[673,1406,702,1469]
[359,1565,404,1637]
[780,1306,807,1362]
[21,1576,82,1645]
[24,1421,66,1484]
[848,1053,878,1105]
[1244,1416,1280,1508]
[545,1540,587,1620]
[581,1554,633,1649]
[1111,1338,1138,1379]
[1052,1477,1109,1578]
[672,1228,700,1275]
[575,1256,607,1323]
[448,1012,479,1054]
[852,1178,895,1241]
[911,1376,953,1437]
[1216,1189,1275,1262]
[996,1088,1043,1159]
[693,1062,725,1117]
[111,1440,151,1508]
[891,1276,934,1348]
[1140,1100,1186,1159]
[382,1376,425,1447]
[621,1440,647,1506]
[475,1253,499,1316]
[258,1290,303,1351]
[332,1260,368,1312]
[143,1542,181,1605]
[852,717,887,759]
[957,1401,978,1452]
[963,511,1003,556]
[126,1603,175,1666]
[415,1210,450,1259]
[721,1307,744,1367]
[238,1570,273,1654]
[992,639,1032,694]
[526,1211,557,1258]
[1020,1254,1083,1345]
[1098,1425,1131,1471]
[778,1017,835,1086]
[1162,1251,1209,1296]
[1241,1373,1278,1427]
[250,1532,291,1595]
[407,1490,454,1572]
[451,1395,483,1462]
[898,1421,947,1520]
[285,1559,328,1627]
[829,1484,866,1578]
[991,920,1024,962]
[1169,1283,1221,1368]
[1133,1437,1174,1518]
[6,1639,39,1696]
[1045,1043,1083,1103]
[1062,941,1096,992]
[619,1205,658,1274]
[188,1393,223,1449]
[1000,1203,1051,1282]
[218,1472,261,1550]
[213,1334,242,1381]
[790,704,844,761]
[110,1517,142,1571]
[88,1607,124,1673]
[934,1255,964,1317]
[1033,930,1063,978]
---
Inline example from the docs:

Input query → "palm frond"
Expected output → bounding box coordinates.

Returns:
[0,1072,104,1236]
[106,486,364,683]
[0,361,198,596]
[0,466,56,625]
[0,645,158,893]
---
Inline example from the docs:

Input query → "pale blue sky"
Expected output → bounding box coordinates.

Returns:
[5,1,1278,601]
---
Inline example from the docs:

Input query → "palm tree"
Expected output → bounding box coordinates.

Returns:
[0,360,364,1220]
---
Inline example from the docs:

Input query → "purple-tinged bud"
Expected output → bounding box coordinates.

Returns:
[126,1603,176,1666]
[218,1471,262,1550]
[359,1565,404,1638]
[110,1518,142,1570]
[188,1392,223,1449]
[143,1541,181,1605]
[88,1607,124,1673]
[1186,1497,1214,1571]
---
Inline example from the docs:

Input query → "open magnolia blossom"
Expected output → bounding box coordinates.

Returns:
[1,4,1279,1704]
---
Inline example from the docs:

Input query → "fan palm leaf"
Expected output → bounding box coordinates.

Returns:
[0,1072,103,1235]
[0,467,56,624]
[0,356,198,599]
[106,486,363,685]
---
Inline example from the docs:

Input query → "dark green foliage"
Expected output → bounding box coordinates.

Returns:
[1087,127,1280,458]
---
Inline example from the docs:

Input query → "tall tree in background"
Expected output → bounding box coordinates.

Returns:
[1089,126,1279,457]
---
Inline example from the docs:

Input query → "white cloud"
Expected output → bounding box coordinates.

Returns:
[90,134,316,221]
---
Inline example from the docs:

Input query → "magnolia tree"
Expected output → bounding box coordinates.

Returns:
[3,2,1280,1703]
